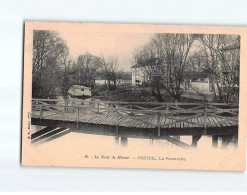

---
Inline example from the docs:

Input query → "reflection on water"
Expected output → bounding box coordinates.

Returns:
[114,137,128,147]
[31,125,46,133]
[31,125,238,150]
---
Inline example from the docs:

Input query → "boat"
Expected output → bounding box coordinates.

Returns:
[68,85,92,99]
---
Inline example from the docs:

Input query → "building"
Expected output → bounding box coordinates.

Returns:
[131,58,163,85]
[184,77,211,93]
[95,72,132,86]
[95,77,107,85]
[182,71,212,93]
[119,79,132,85]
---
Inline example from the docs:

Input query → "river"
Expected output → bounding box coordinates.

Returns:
[31,125,230,150]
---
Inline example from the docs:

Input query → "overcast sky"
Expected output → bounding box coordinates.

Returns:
[57,30,153,71]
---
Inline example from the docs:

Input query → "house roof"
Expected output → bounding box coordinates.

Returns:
[132,58,163,68]
[71,85,90,89]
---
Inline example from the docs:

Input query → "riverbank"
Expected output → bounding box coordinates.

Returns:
[92,85,208,103]
[92,85,155,102]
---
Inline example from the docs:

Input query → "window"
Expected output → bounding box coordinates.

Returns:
[81,89,84,91]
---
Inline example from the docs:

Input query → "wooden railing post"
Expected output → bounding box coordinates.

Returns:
[115,110,119,134]
[40,104,43,119]
[109,103,113,114]
[76,107,80,129]
[97,102,99,114]
[157,112,161,136]
[65,99,68,112]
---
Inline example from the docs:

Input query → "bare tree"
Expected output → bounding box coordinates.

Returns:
[100,55,120,89]
[154,34,195,101]
[71,52,101,87]
[199,34,240,103]
[32,30,69,98]
[59,50,72,102]
[133,33,240,103]
[133,33,195,101]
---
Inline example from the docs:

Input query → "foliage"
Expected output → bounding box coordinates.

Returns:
[32,30,69,98]
[71,53,102,88]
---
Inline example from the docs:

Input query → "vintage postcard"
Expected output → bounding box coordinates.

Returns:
[22,22,247,171]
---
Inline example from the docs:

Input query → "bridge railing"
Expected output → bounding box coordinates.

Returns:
[31,98,239,136]
[32,98,238,110]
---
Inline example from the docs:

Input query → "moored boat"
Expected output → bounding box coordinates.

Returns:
[68,85,92,99]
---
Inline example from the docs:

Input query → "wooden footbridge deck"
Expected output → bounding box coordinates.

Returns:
[30,98,239,148]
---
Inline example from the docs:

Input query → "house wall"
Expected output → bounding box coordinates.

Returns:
[95,79,106,85]
[122,80,132,85]
[96,79,125,86]
[190,81,210,92]
[116,80,132,85]
[132,67,145,85]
